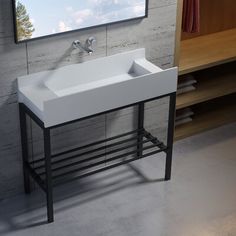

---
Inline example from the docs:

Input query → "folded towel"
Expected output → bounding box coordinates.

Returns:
[178,79,197,89]
[175,117,193,126]
[177,85,196,95]
[182,0,200,33]
[176,108,194,121]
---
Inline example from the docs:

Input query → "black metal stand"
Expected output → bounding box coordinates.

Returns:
[19,92,176,223]
[165,93,176,180]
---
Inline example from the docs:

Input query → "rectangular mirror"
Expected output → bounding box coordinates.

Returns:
[13,0,148,43]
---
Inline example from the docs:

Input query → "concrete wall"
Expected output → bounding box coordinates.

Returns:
[0,0,177,200]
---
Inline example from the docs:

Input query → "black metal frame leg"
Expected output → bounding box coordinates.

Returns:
[19,104,31,194]
[137,102,145,157]
[165,93,176,181]
[44,128,54,223]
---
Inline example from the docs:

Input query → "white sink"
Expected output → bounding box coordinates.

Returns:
[18,49,178,127]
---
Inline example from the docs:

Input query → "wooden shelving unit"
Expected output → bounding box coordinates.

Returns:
[176,64,236,109]
[175,97,236,140]
[174,0,236,140]
[179,28,236,75]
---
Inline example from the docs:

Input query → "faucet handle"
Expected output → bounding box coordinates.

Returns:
[85,37,96,53]
[86,37,96,47]
[85,37,96,55]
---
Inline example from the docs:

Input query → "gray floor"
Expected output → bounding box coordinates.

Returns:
[0,123,236,236]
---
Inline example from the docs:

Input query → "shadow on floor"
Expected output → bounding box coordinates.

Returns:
[0,162,165,233]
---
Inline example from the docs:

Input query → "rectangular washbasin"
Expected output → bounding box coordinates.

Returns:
[18,49,178,127]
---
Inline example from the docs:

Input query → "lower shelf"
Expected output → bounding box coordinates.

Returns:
[177,62,236,110]
[175,94,236,140]
[28,128,167,189]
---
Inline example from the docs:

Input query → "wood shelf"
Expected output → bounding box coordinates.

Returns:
[175,96,236,140]
[179,28,236,75]
[176,64,236,109]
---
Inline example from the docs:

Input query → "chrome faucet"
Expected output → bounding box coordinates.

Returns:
[72,37,96,55]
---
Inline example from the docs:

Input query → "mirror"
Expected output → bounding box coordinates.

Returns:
[13,0,148,43]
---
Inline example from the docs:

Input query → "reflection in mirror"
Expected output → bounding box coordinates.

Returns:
[13,0,147,43]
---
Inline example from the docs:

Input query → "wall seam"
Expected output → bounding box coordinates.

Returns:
[25,42,36,189]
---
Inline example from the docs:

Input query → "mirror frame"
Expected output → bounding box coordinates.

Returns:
[12,0,149,43]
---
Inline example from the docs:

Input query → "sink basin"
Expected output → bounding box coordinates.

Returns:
[18,49,178,127]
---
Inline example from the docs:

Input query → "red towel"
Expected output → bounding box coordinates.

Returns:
[182,0,200,33]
